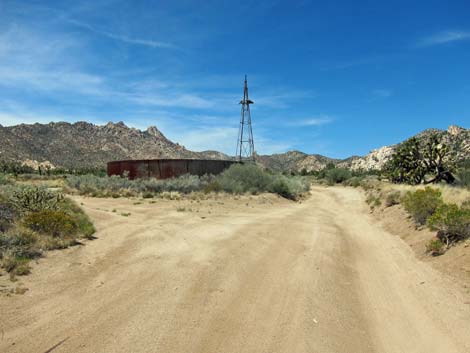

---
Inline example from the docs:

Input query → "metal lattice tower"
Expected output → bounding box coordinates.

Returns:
[236,75,255,162]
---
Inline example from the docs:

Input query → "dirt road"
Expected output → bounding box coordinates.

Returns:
[1,186,469,353]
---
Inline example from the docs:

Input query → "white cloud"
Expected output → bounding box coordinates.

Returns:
[64,18,177,49]
[288,116,333,126]
[0,67,105,95]
[255,90,316,109]
[176,127,239,153]
[176,127,294,155]
[127,92,215,109]
[0,112,52,126]
[0,110,103,127]
[254,139,293,155]
[418,30,470,47]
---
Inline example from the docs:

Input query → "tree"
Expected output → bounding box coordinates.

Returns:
[385,133,455,185]
[421,134,455,184]
[385,137,426,184]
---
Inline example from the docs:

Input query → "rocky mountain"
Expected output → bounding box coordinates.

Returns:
[0,121,468,172]
[255,151,339,173]
[344,125,470,171]
[0,121,221,169]
[257,125,469,172]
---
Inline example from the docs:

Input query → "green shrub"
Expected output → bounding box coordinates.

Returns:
[455,168,470,188]
[462,200,470,210]
[23,210,77,238]
[217,164,309,199]
[65,165,310,200]
[269,178,293,200]
[11,186,64,213]
[343,176,363,188]
[426,238,445,256]
[427,203,470,245]
[0,173,13,185]
[402,187,443,225]
[272,175,309,200]
[11,260,31,276]
[0,201,16,232]
[0,184,95,277]
[218,164,271,194]
[366,193,382,209]
[142,191,154,199]
[325,168,352,184]
[385,191,401,207]
[61,199,96,239]
[0,229,35,248]
[1,254,29,273]
[203,180,222,194]
[0,231,41,276]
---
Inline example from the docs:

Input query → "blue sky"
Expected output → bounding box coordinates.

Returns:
[0,0,469,158]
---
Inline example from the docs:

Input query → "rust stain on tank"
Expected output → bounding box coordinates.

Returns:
[107,159,237,180]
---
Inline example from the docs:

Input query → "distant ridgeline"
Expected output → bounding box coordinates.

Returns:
[0,122,468,173]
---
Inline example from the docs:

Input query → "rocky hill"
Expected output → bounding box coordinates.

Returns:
[0,121,222,169]
[260,125,469,172]
[344,125,470,171]
[0,122,468,172]
[255,151,339,173]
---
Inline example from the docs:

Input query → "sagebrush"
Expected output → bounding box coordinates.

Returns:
[0,184,95,277]
[401,187,443,225]
[65,164,310,200]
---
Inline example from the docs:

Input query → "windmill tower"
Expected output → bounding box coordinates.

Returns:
[236,75,255,162]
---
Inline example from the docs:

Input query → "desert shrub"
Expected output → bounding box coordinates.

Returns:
[359,177,381,191]
[343,176,363,188]
[455,161,470,188]
[271,175,309,199]
[10,186,64,213]
[269,177,292,200]
[218,164,271,194]
[66,174,136,196]
[0,201,16,232]
[401,187,443,225]
[315,163,336,179]
[158,174,203,193]
[462,200,470,209]
[0,173,13,185]
[142,191,154,199]
[366,193,382,209]
[0,230,41,276]
[0,230,39,258]
[426,238,445,256]
[325,168,352,184]
[0,160,34,175]
[218,164,309,199]
[427,203,470,245]
[385,191,401,207]
[67,173,205,196]
[65,165,310,200]
[1,253,31,275]
[0,184,95,276]
[23,211,77,238]
[203,180,222,194]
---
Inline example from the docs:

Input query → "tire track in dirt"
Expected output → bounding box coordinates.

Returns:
[1,189,469,353]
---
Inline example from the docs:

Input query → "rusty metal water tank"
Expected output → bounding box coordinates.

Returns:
[107,159,237,180]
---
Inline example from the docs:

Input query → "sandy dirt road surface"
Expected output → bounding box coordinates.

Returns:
[1,186,469,353]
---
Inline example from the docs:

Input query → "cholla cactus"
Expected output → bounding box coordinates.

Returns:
[11,187,64,213]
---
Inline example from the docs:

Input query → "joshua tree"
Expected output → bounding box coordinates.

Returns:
[385,134,455,185]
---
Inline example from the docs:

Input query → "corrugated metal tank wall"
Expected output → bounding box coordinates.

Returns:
[107,159,237,180]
